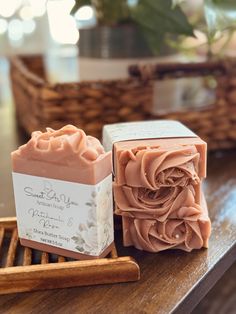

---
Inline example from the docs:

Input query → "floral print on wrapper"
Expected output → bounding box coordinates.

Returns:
[71,179,113,256]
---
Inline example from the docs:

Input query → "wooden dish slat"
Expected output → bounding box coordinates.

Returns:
[5,228,18,268]
[23,247,32,266]
[110,245,118,258]
[0,227,4,252]
[0,217,140,295]
[41,252,49,264]
[57,256,66,263]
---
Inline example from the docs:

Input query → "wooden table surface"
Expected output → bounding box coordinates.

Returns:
[0,101,236,314]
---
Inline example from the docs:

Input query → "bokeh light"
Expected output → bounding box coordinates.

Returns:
[22,19,36,35]
[0,19,8,34]
[75,6,94,21]
[47,0,79,44]
[0,0,21,18]
[8,19,23,41]
[28,0,46,17]
[19,6,33,20]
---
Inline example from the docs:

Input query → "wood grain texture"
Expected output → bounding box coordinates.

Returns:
[192,262,236,314]
[41,252,49,264]
[23,247,32,266]
[0,220,140,294]
[0,84,236,313]
[0,257,140,295]
[5,228,18,267]
[57,256,66,263]
[0,227,5,251]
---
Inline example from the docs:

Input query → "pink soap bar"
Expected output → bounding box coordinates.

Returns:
[122,192,211,252]
[12,125,111,184]
[114,137,207,187]
[114,183,202,221]
[12,125,113,260]
[105,121,211,253]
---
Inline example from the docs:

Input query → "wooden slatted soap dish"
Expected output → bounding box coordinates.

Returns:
[0,217,140,295]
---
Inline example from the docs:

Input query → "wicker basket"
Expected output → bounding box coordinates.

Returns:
[10,55,236,150]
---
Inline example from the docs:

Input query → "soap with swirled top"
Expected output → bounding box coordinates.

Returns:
[103,120,211,252]
[121,191,211,252]
[12,125,114,260]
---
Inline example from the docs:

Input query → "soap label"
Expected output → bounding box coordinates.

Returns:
[12,172,114,256]
[102,120,197,151]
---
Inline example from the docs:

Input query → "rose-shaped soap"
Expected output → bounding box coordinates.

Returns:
[103,121,209,253]
[12,125,111,184]
[116,145,200,189]
[114,184,202,222]
[122,194,211,252]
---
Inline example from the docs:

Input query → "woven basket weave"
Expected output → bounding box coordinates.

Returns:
[10,55,236,150]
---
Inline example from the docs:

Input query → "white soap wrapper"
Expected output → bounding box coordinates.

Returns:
[102,120,197,152]
[12,172,114,256]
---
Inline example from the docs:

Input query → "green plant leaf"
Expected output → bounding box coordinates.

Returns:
[70,0,92,15]
[92,0,131,25]
[172,0,186,9]
[204,0,236,38]
[131,0,194,53]
[131,3,164,53]
[147,0,194,36]
[142,28,164,55]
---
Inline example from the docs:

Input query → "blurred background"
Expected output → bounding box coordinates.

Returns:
[0,0,79,106]
[0,0,235,106]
